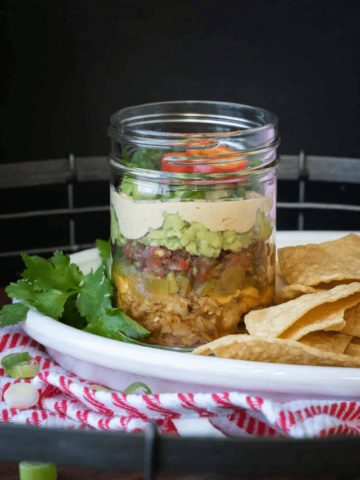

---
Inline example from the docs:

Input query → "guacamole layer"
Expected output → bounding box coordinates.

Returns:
[112,209,273,258]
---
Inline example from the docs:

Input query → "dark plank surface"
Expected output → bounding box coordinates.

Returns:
[1,463,356,480]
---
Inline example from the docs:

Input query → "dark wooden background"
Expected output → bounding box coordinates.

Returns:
[1,0,360,163]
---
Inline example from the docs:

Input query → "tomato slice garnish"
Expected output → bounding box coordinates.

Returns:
[161,152,192,173]
[161,146,248,174]
[185,146,234,156]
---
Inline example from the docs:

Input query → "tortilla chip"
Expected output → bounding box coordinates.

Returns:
[275,284,318,305]
[278,233,360,287]
[351,337,360,345]
[192,334,360,368]
[279,292,360,340]
[299,331,353,355]
[193,344,213,356]
[245,283,360,340]
[339,303,360,336]
[344,343,360,357]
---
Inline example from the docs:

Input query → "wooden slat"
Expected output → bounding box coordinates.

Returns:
[0,155,359,189]
[76,156,109,182]
[0,159,68,188]
[277,155,298,180]
[0,423,359,476]
[306,156,360,183]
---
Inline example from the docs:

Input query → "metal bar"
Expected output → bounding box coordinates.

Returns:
[0,243,96,259]
[306,155,360,183]
[68,153,76,246]
[278,155,360,183]
[277,202,360,211]
[276,155,299,180]
[144,423,158,480]
[297,150,306,231]
[1,155,360,189]
[0,159,69,189]
[0,206,109,221]
[76,156,109,182]
[0,423,359,475]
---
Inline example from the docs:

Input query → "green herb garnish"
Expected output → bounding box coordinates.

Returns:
[123,148,163,170]
[0,241,149,342]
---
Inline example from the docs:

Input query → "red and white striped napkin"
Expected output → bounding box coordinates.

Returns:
[0,325,359,438]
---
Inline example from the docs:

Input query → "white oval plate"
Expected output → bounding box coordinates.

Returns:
[21,231,360,398]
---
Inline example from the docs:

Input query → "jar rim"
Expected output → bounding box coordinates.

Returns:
[108,101,280,179]
[108,100,278,148]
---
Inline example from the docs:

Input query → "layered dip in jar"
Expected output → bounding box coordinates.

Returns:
[108,101,280,348]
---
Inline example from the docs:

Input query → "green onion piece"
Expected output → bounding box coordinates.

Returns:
[89,384,111,391]
[123,382,152,395]
[4,383,39,409]
[2,352,30,370]
[19,461,57,480]
[6,362,39,379]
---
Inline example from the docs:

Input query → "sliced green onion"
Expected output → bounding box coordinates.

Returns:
[1,352,39,379]
[90,384,111,392]
[123,382,152,395]
[19,461,57,480]
[6,363,39,379]
[4,383,40,409]
[2,352,30,370]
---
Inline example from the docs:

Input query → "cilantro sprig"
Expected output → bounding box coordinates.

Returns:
[0,241,149,342]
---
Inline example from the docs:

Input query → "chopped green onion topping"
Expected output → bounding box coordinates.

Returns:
[19,461,57,480]
[4,383,39,409]
[2,352,30,370]
[123,382,152,395]
[89,384,111,392]
[1,352,39,379]
[6,362,39,379]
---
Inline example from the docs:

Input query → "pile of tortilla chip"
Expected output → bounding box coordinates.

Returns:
[193,233,360,368]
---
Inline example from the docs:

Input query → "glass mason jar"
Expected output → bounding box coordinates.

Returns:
[108,101,280,348]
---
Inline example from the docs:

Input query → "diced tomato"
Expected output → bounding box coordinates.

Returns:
[197,266,211,282]
[161,146,248,174]
[185,146,235,157]
[223,251,253,271]
[178,258,188,271]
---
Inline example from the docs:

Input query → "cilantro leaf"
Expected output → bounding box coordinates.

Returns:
[51,251,83,286]
[76,266,112,322]
[22,252,82,292]
[84,318,124,341]
[6,280,37,302]
[105,307,149,338]
[30,289,71,320]
[96,239,111,259]
[248,157,262,168]
[0,303,30,327]
[96,239,112,279]
[130,148,163,170]
[6,279,71,320]
[83,307,149,340]
[62,296,87,329]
